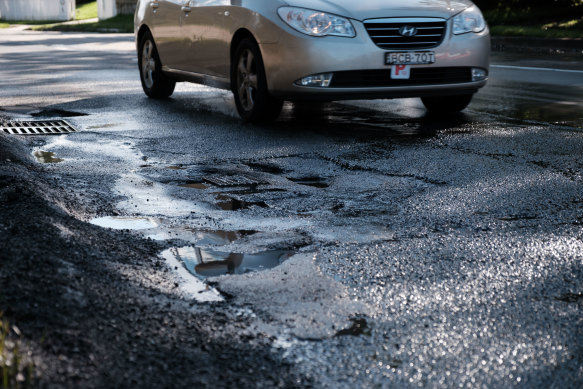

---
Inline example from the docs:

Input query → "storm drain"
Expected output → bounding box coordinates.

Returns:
[203,174,265,187]
[1,120,78,135]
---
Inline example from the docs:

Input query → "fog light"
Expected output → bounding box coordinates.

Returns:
[297,73,333,87]
[472,68,488,82]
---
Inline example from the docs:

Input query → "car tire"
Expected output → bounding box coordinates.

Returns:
[232,38,283,123]
[138,31,176,99]
[421,94,473,114]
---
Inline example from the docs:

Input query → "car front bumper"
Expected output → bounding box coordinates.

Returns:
[260,20,490,100]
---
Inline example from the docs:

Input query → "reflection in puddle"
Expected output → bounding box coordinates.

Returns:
[215,194,268,211]
[189,229,256,245]
[146,226,256,243]
[33,150,64,163]
[90,216,159,230]
[168,246,293,278]
[160,249,224,302]
[515,102,583,127]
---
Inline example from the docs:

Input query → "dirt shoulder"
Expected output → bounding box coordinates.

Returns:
[0,130,308,388]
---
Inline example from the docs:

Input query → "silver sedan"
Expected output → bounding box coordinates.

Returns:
[135,0,490,122]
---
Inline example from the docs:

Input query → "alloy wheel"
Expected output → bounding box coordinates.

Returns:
[236,49,258,112]
[141,40,156,89]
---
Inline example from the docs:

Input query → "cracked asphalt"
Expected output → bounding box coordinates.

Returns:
[1,28,582,388]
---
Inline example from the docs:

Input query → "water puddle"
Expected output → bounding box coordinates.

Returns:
[165,246,293,279]
[160,249,224,302]
[33,150,64,163]
[188,229,256,245]
[167,165,186,170]
[147,228,256,244]
[215,194,268,211]
[90,216,159,230]
[86,123,124,129]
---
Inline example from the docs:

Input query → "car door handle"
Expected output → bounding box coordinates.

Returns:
[150,2,159,9]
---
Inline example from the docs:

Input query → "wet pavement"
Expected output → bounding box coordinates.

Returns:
[1,27,582,388]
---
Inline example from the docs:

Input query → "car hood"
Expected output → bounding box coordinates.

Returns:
[281,0,474,20]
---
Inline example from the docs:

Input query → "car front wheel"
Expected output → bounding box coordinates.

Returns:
[138,31,176,99]
[232,38,283,123]
[421,94,474,114]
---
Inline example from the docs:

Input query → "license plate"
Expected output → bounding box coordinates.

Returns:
[385,52,435,65]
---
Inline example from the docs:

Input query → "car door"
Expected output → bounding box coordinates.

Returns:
[149,0,183,69]
[179,0,230,78]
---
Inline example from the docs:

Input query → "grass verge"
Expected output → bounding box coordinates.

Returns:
[31,14,134,33]
[0,313,34,389]
[76,1,98,20]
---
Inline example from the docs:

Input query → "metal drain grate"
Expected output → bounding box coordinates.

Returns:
[203,174,265,187]
[1,120,77,135]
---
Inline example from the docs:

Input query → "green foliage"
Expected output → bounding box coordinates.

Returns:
[490,24,583,38]
[474,0,583,11]
[476,0,583,38]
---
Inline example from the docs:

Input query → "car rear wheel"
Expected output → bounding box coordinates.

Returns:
[421,94,473,114]
[138,31,175,99]
[232,38,283,123]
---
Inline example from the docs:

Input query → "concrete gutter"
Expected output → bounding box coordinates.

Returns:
[491,36,583,55]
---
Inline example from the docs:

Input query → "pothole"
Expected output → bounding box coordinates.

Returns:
[245,162,288,174]
[164,246,294,279]
[160,249,224,302]
[555,293,583,303]
[180,181,209,190]
[498,214,538,221]
[33,150,64,164]
[335,317,370,337]
[203,174,266,187]
[90,216,159,230]
[288,176,330,189]
[30,109,88,118]
[147,228,257,244]
[215,194,268,211]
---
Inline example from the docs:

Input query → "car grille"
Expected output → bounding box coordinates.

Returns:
[330,67,473,88]
[364,20,447,50]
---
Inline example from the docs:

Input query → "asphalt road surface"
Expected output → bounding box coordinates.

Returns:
[1,28,582,388]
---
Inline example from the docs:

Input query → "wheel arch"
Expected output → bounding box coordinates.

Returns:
[230,29,260,91]
[136,24,152,49]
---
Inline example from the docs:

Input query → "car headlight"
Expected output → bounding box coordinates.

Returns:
[452,5,486,35]
[277,7,356,38]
